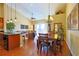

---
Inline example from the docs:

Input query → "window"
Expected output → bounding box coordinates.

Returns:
[21,25,28,29]
[35,23,48,33]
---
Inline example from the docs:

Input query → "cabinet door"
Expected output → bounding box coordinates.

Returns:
[0,18,4,29]
[8,35,14,50]
[8,35,20,50]
[0,34,4,47]
[13,35,20,48]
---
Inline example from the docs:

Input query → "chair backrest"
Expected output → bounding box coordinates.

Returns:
[38,33,48,42]
[39,33,48,36]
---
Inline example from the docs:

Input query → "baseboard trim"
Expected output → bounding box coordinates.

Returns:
[66,41,74,56]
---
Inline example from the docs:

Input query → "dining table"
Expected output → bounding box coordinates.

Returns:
[38,34,56,48]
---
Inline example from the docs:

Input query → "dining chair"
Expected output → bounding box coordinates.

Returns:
[37,33,50,55]
[54,38,62,54]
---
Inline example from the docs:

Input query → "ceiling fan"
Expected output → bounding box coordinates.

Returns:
[31,17,36,19]
[31,13,36,20]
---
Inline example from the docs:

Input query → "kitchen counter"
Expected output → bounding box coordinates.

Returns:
[0,31,27,35]
[0,31,35,50]
[3,33,20,50]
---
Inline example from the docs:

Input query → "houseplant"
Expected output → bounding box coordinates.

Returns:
[6,22,15,33]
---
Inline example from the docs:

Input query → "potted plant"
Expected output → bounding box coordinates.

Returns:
[6,22,15,33]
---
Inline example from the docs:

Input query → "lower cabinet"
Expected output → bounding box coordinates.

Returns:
[4,34,20,50]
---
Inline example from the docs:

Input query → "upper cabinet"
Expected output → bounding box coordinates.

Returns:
[0,18,4,29]
[0,3,4,18]
[0,4,4,29]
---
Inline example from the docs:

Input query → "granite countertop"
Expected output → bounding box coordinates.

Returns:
[0,31,27,35]
[0,31,35,35]
[4,32,21,35]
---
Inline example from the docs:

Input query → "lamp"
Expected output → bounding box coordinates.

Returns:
[54,34,58,39]
[14,3,17,21]
[50,16,54,21]
[10,3,13,22]
[31,13,35,20]
[7,4,9,23]
[6,3,13,23]
[48,3,51,32]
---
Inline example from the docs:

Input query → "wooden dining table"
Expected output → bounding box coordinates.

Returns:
[37,33,57,55]
[37,32,63,55]
[37,33,56,49]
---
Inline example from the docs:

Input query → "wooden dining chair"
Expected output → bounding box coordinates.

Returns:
[37,33,50,55]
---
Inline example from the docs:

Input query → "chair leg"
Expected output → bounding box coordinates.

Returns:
[39,44,42,55]
[60,45,62,53]
[46,46,48,56]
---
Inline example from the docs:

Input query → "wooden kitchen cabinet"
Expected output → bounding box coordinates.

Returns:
[0,18,4,29]
[0,33,4,47]
[4,34,20,50]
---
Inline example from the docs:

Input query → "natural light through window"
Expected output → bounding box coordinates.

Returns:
[35,23,48,33]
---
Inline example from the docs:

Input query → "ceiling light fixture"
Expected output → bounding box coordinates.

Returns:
[48,0,51,32]
[14,3,17,21]
[31,5,35,21]
[50,16,54,21]
[31,13,35,20]
[10,3,13,22]
[7,4,9,23]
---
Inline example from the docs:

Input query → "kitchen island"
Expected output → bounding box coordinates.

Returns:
[3,32,21,50]
[0,31,35,50]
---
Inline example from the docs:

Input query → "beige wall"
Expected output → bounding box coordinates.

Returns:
[70,31,79,55]
[4,4,33,32]
[51,14,66,39]
[0,3,4,18]
[66,3,76,18]
[35,19,48,24]
[66,3,79,55]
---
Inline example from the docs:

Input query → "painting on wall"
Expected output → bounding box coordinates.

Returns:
[67,14,71,30]
[70,4,79,30]
[67,4,79,30]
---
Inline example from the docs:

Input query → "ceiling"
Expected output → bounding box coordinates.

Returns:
[7,3,66,20]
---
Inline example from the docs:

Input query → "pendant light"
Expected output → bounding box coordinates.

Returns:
[31,4,35,20]
[7,4,9,23]
[48,2,51,32]
[31,13,35,31]
[31,13,35,20]
[31,4,35,31]
[10,3,13,22]
[14,3,17,21]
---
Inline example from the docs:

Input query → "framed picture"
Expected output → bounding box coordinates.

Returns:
[67,14,71,30]
[67,4,79,30]
[21,24,28,29]
[70,4,79,30]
